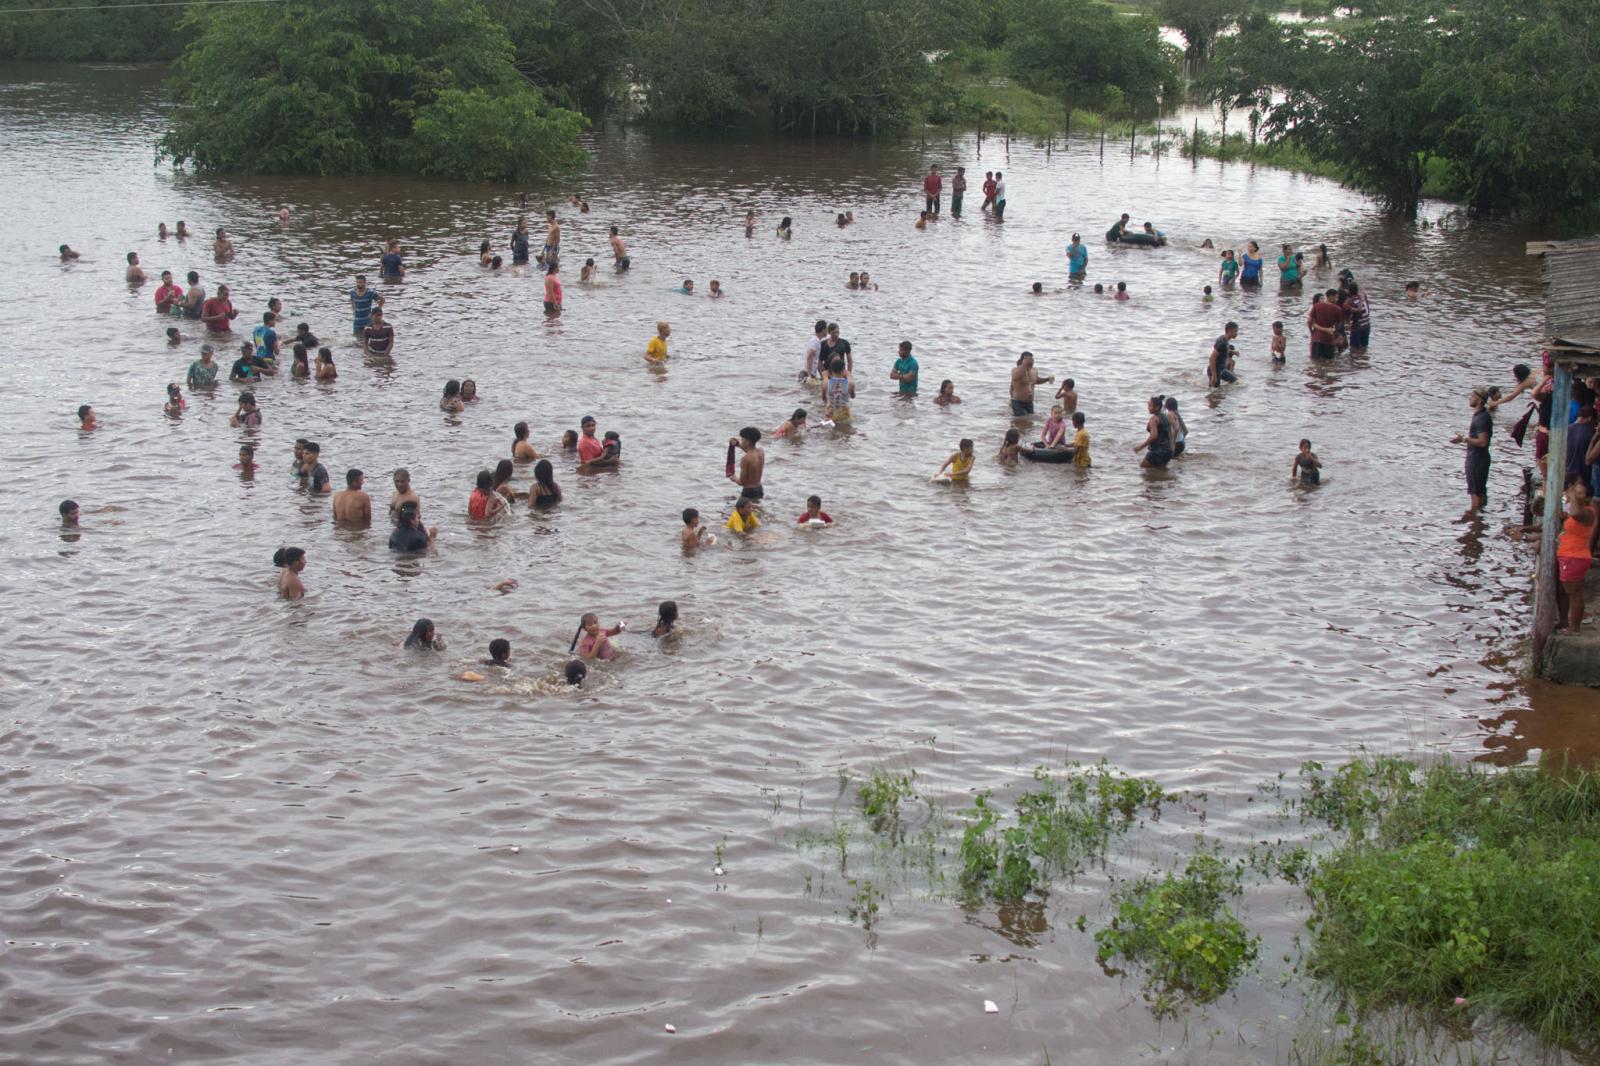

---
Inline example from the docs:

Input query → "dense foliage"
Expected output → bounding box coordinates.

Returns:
[0,0,189,61]
[157,0,587,181]
[1199,0,1600,220]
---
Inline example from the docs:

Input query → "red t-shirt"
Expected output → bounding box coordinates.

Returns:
[201,297,233,332]
[468,487,494,519]
[1308,301,1343,337]
[155,283,182,313]
[577,434,603,462]
[545,274,563,306]
[923,174,942,196]
[797,511,833,524]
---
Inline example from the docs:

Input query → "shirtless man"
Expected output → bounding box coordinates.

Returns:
[1010,351,1053,416]
[332,468,372,525]
[214,228,235,262]
[125,252,146,284]
[389,468,420,522]
[544,209,561,265]
[729,427,766,500]
[609,225,630,271]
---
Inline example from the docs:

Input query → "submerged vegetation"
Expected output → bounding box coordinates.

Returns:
[789,753,1600,1055]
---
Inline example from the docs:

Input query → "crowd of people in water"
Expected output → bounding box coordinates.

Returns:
[58,161,1600,669]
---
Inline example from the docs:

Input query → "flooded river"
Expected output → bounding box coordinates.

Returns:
[1,64,1593,1064]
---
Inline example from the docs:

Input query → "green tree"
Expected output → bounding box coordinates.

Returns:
[1157,0,1243,71]
[1006,0,1178,112]
[0,0,190,61]
[158,0,586,181]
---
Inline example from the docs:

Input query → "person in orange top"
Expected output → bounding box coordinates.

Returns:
[1556,479,1595,633]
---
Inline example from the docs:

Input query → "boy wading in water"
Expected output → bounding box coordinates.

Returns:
[727,427,765,499]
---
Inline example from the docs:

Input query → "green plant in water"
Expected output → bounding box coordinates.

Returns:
[847,878,881,931]
[1094,849,1258,1014]
[857,770,916,835]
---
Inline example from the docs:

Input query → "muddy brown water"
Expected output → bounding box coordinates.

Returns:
[1,63,1594,1065]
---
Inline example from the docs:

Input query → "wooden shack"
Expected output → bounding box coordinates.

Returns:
[1527,238,1600,685]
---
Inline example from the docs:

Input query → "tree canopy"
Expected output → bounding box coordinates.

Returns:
[157,0,587,181]
[1200,0,1600,221]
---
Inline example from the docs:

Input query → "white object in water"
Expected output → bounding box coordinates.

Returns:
[713,865,725,876]
[983,1000,999,1014]
[664,1024,677,1034]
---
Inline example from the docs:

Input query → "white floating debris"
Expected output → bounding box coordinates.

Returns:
[664,1024,676,1034]
[713,866,725,876]
[509,846,521,854]
[983,1000,999,1014]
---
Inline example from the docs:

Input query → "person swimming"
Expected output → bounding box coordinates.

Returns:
[564,660,588,687]
[484,638,511,668]
[570,612,624,660]
[404,618,444,650]
[935,438,975,481]
[652,600,679,637]
[529,459,562,508]
[1293,438,1322,484]
[273,546,306,600]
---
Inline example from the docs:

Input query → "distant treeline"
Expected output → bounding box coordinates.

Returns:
[1195,0,1600,222]
[0,0,192,60]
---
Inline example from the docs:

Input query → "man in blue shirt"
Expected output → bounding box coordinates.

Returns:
[891,340,919,396]
[349,275,382,335]
[251,311,280,368]
[1067,234,1088,280]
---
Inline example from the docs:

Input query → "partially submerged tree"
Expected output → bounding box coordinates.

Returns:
[158,0,587,181]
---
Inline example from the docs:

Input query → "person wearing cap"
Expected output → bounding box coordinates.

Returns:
[201,283,237,334]
[187,344,219,389]
[230,391,261,428]
[349,274,382,335]
[362,307,395,356]
[1451,387,1493,514]
[229,343,258,382]
[332,469,371,525]
[576,416,604,463]
[1067,234,1088,280]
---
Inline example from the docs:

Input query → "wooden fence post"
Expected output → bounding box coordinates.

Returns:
[1532,362,1574,670]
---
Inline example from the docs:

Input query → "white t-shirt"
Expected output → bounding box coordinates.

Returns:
[995,180,1007,201]
[805,334,823,376]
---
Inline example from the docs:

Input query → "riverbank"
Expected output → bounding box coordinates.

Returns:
[1182,128,1459,199]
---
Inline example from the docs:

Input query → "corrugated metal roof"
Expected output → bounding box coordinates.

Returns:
[1537,237,1600,352]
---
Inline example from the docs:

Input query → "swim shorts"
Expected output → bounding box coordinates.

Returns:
[1010,400,1034,416]
[1146,446,1172,468]
[1349,326,1371,348]
[1559,555,1592,583]
[739,484,764,500]
[1310,342,1336,359]
[1465,452,1490,497]
[615,257,631,272]
[543,301,559,314]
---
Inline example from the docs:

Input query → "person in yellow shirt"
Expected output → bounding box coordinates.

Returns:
[646,320,671,363]
[1070,412,1091,467]
[933,438,975,482]
[725,496,761,533]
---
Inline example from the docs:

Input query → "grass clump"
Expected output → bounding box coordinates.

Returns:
[1094,848,1259,1014]
[857,770,916,836]
[1299,756,1600,1050]
[958,763,1172,904]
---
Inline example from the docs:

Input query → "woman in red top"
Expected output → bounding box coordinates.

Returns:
[468,469,505,520]
[543,262,562,315]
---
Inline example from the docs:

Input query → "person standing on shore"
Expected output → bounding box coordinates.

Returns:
[951,167,967,217]
[923,165,942,215]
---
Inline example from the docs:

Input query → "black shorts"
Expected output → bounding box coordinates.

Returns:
[1146,446,1173,468]
[739,484,764,500]
[544,301,559,314]
[1310,342,1336,359]
[1465,452,1490,497]
[1010,400,1034,416]
[615,257,631,272]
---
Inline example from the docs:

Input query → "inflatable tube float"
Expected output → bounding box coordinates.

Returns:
[1022,445,1077,463]
[1110,232,1167,247]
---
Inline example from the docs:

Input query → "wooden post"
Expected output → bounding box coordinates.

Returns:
[1532,362,1574,670]
[1129,124,1135,159]
[1192,118,1199,162]
[1099,125,1105,161]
